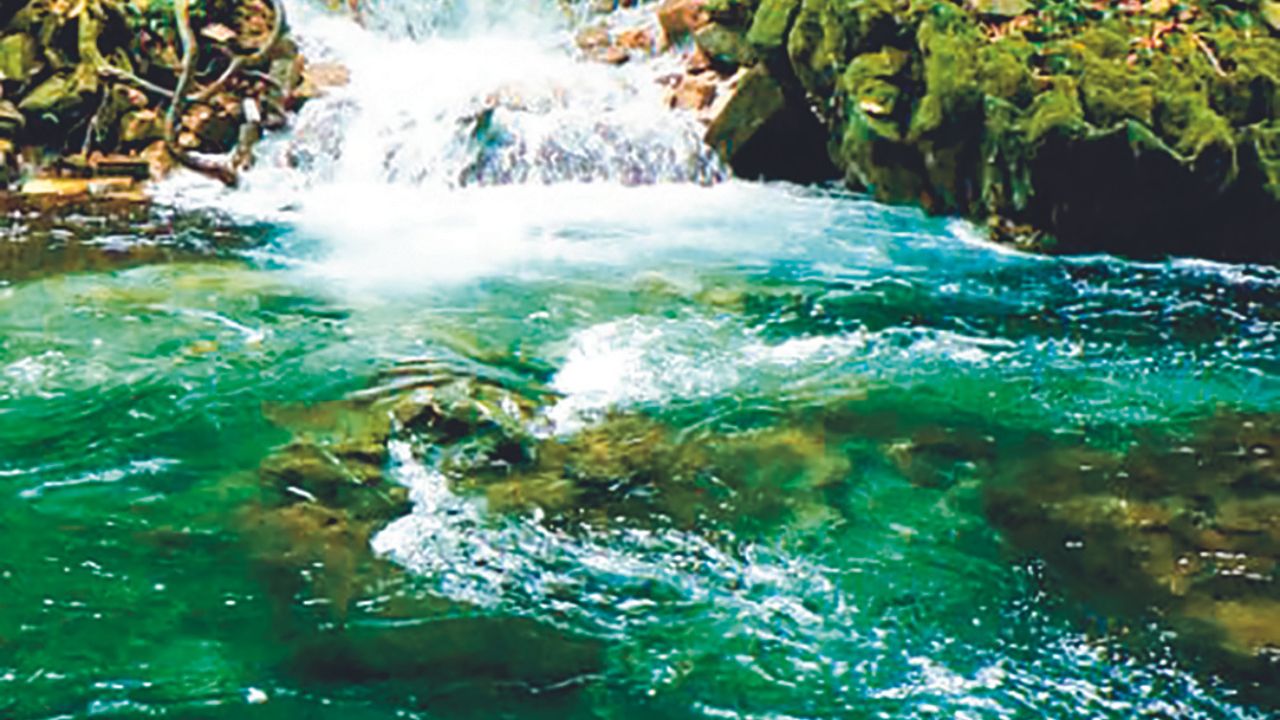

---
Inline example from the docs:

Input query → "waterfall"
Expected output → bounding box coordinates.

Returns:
[236,0,723,195]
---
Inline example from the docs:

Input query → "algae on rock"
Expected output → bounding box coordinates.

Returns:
[702,0,1280,262]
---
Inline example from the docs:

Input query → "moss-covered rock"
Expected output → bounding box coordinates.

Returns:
[705,62,837,180]
[697,0,1280,262]
[984,412,1280,689]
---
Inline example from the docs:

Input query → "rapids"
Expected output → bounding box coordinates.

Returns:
[1,1,1278,718]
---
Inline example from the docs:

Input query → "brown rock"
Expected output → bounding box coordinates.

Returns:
[704,64,835,181]
[200,23,238,44]
[686,45,712,73]
[575,24,610,52]
[119,109,164,146]
[19,176,143,202]
[599,45,630,65]
[140,140,175,180]
[668,73,717,111]
[657,0,710,43]
[615,27,654,52]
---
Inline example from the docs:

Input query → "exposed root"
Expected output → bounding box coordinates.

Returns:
[164,0,286,186]
[1186,30,1227,78]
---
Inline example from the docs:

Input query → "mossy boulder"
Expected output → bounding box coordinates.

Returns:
[985,412,1280,691]
[746,0,801,51]
[702,0,1280,262]
[694,21,757,68]
[704,62,837,181]
[0,32,38,83]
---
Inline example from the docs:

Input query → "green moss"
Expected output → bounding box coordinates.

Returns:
[728,0,1280,257]
[1157,89,1234,159]
[980,96,1032,213]
[978,38,1034,106]
[1079,53,1156,128]
[787,0,853,100]
[746,0,801,50]
[910,16,981,138]
[1208,31,1280,126]
[1242,121,1280,200]
[1076,25,1130,60]
[706,0,762,28]
[1026,77,1086,143]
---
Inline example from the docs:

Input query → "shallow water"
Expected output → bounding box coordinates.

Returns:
[2,1,1279,718]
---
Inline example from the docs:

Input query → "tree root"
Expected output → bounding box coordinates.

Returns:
[164,0,286,186]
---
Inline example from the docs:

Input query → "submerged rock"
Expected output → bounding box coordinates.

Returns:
[985,412,1280,688]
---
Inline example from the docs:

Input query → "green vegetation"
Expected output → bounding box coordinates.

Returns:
[713,0,1280,259]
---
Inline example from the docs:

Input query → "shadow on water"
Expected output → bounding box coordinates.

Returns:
[0,197,277,283]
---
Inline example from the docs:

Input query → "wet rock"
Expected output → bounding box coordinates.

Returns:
[294,61,351,100]
[118,108,164,146]
[615,26,655,53]
[17,176,144,201]
[658,0,1280,263]
[658,0,711,43]
[985,412,1280,683]
[0,32,38,83]
[58,152,152,180]
[667,71,719,111]
[290,614,604,689]
[704,62,837,182]
[744,0,800,52]
[575,24,611,53]
[693,22,755,69]
[0,98,23,138]
[241,501,382,623]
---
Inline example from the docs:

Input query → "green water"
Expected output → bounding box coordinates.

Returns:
[1,180,1277,718]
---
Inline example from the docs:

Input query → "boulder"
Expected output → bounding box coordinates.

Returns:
[693,22,755,69]
[745,0,800,51]
[0,33,38,84]
[658,0,711,43]
[984,412,1280,688]
[704,63,836,181]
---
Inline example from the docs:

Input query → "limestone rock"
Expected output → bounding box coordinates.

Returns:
[658,0,711,43]
[704,63,836,181]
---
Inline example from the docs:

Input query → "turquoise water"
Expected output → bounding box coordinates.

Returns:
[2,1,1279,717]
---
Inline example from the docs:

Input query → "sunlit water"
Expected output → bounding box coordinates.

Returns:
[2,1,1279,718]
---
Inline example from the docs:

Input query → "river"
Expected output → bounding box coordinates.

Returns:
[1,1,1277,717]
